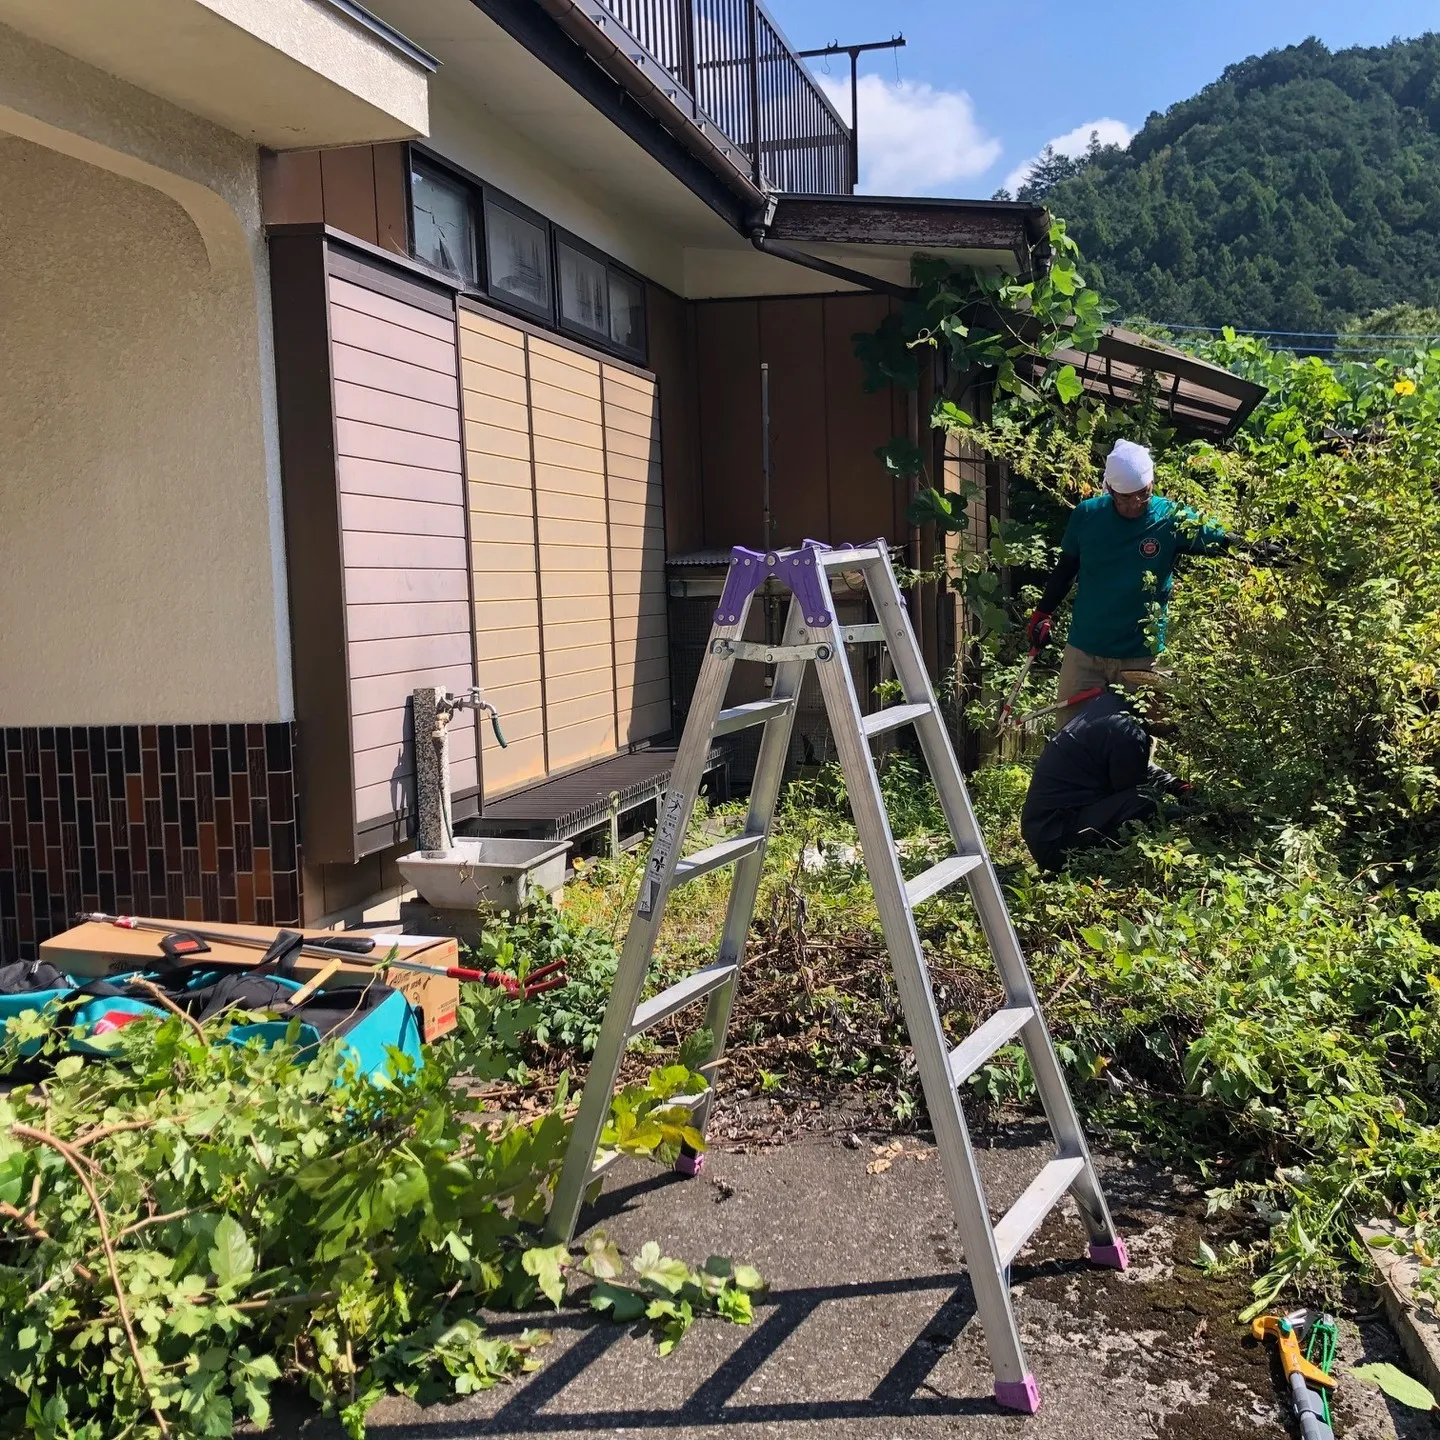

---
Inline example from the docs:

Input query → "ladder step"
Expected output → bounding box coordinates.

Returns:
[993,1156,1086,1268]
[818,545,884,569]
[905,854,984,906]
[590,1148,623,1180]
[674,834,764,884]
[714,698,795,737]
[628,962,738,1038]
[862,702,932,738]
[590,1087,712,1177]
[841,623,884,644]
[948,1005,1036,1086]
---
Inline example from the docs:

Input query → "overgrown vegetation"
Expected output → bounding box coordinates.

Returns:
[0,1000,751,1439]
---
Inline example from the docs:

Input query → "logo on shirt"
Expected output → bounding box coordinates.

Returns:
[1139,538,1160,558]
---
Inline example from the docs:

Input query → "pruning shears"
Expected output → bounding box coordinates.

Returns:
[997,649,1039,732]
[1251,1313,1337,1440]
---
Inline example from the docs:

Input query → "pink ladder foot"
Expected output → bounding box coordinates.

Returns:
[995,1374,1041,1413]
[1089,1237,1130,1270]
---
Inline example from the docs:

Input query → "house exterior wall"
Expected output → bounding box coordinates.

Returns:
[260,142,410,255]
[330,271,479,841]
[0,137,287,726]
[458,301,671,803]
[663,292,909,553]
[0,33,311,958]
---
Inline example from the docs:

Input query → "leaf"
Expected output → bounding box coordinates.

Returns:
[1054,364,1084,404]
[522,1244,570,1308]
[677,1028,714,1073]
[1194,1240,1219,1270]
[1351,1363,1437,1410]
[582,1231,624,1281]
[715,1287,753,1324]
[208,1214,255,1290]
[0,1151,25,1208]
[588,1281,646,1322]
[52,1055,84,1079]
[632,1241,690,1294]
[731,1264,765,1292]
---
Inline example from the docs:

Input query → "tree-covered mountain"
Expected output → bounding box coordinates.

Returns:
[1003,34,1440,335]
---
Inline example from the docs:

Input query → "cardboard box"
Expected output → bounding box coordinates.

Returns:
[41,919,460,1043]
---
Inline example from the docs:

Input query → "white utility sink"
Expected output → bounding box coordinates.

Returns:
[396,837,570,912]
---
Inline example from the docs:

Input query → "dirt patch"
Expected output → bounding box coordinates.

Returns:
[1018,1195,1284,1438]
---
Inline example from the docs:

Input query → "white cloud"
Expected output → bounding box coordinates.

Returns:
[1001,117,1134,196]
[815,72,1002,195]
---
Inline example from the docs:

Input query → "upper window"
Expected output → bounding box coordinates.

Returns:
[608,269,645,354]
[410,162,476,284]
[406,150,645,361]
[485,198,551,319]
[557,238,609,341]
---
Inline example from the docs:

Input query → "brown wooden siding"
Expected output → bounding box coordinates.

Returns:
[530,336,617,773]
[458,302,671,801]
[327,273,478,837]
[604,365,671,743]
[261,144,410,256]
[460,310,547,797]
[663,292,909,553]
[645,284,703,554]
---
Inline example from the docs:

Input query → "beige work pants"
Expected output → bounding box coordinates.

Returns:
[1055,646,1155,704]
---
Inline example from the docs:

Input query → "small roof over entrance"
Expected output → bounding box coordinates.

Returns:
[764,193,1052,286]
[1019,327,1267,442]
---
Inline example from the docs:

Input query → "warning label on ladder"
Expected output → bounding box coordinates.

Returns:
[640,789,686,915]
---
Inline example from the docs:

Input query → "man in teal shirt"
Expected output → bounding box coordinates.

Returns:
[1025,439,1228,701]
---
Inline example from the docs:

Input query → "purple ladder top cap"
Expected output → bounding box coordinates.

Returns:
[713,541,835,628]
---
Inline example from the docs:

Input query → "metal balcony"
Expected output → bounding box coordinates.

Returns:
[592,0,854,195]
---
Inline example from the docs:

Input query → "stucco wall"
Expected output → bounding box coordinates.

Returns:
[0,134,287,724]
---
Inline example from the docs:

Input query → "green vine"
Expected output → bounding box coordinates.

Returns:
[854,217,1109,516]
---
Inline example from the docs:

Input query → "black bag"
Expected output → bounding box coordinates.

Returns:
[0,960,70,995]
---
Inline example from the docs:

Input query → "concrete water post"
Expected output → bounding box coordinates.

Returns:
[412,686,449,853]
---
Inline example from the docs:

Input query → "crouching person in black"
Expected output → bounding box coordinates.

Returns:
[1021,677,1193,872]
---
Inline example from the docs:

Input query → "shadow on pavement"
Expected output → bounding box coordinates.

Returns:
[360,1270,1007,1436]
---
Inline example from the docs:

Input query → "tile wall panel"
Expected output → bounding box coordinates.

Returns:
[0,722,302,962]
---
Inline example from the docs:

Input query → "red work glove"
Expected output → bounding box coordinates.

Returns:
[1024,610,1053,651]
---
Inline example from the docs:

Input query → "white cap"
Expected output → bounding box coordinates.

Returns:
[1104,439,1154,494]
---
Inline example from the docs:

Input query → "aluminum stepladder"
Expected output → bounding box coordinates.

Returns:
[544,539,1129,1413]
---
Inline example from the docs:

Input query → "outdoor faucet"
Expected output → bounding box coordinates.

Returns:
[433,686,508,749]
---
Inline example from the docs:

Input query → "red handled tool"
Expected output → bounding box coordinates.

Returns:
[78,914,567,998]
[997,649,1039,732]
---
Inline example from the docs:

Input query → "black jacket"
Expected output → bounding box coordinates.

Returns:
[1021,690,1177,823]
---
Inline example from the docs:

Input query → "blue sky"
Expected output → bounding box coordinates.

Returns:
[767,1,1439,197]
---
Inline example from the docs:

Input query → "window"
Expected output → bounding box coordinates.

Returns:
[557,239,609,340]
[485,198,551,318]
[409,163,476,283]
[405,150,645,360]
[609,270,645,355]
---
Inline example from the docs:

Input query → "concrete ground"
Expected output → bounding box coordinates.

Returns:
[279,1120,1437,1440]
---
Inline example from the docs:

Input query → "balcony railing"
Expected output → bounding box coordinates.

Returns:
[595,0,853,195]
